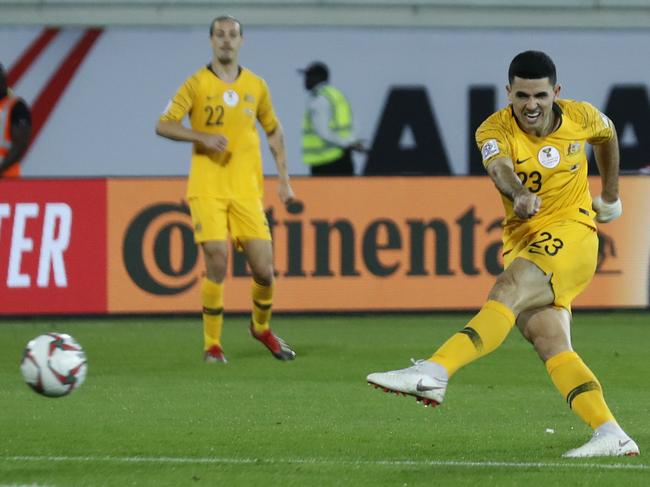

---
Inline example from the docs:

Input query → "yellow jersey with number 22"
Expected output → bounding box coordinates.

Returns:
[160,65,279,199]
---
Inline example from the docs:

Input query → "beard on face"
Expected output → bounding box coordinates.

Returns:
[217,55,233,65]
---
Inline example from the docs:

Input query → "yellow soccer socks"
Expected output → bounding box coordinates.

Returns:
[201,278,224,350]
[545,351,616,429]
[251,280,273,334]
[430,300,516,376]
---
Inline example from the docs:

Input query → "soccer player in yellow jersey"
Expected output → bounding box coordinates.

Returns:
[367,51,639,458]
[156,15,296,363]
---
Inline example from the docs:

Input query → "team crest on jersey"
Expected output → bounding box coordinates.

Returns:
[538,145,561,168]
[223,90,239,107]
[567,142,581,155]
[481,139,499,161]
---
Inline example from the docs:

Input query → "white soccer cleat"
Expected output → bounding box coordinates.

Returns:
[367,359,448,407]
[562,431,640,458]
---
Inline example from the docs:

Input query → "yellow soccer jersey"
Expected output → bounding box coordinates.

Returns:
[476,99,613,243]
[160,65,279,198]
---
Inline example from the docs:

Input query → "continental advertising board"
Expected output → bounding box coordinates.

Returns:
[1,177,648,314]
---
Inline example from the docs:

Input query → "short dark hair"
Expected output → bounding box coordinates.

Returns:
[508,50,556,85]
[209,15,243,37]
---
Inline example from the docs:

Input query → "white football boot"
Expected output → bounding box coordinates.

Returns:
[367,359,448,407]
[563,423,640,458]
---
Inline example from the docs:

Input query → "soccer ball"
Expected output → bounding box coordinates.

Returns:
[20,333,88,397]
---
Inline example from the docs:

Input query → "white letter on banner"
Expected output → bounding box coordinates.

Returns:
[8,203,39,288]
[0,204,10,236]
[37,203,72,288]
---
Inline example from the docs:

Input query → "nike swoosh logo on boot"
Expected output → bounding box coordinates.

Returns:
[415,379,442,392]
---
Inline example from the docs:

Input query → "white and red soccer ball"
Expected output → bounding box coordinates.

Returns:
[20,333,87,397]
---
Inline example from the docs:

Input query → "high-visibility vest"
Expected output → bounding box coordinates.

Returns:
[0,95,21,178]
[302,85,353,166]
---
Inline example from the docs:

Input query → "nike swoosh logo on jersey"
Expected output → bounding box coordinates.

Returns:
[516,158,531,165]
[415,379,442,392]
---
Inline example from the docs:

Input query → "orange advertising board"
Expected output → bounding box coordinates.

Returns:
[107,177,650,313]
[574,177,650,308]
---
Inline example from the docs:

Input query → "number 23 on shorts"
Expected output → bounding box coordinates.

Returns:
[528,231,564,256]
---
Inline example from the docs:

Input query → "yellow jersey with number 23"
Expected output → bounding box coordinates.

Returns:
[476,99,613,244]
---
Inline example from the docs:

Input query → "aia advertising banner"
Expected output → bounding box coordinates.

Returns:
[0,179,107,314]
[108,177,650,313]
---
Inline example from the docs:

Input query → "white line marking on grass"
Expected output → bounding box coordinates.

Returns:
[0,484,55,487]
[1,455,647,471]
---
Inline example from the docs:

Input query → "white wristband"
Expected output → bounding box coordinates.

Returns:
[592,195,622,223]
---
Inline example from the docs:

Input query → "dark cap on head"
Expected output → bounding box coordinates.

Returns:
[298,61,329,80]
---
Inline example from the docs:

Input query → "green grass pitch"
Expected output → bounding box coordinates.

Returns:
[1,312,649,486]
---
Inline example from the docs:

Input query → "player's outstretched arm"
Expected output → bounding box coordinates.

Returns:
[266,123,295,205]
[487,157,541,219]
[592,125,622,223]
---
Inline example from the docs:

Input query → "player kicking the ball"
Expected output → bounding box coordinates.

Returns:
[367,50,639,458]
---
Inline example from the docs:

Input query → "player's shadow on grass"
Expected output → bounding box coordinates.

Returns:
[231,341,338,360]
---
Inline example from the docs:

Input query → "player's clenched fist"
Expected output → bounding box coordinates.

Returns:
[513,188,541,219]
[197,133,228,152]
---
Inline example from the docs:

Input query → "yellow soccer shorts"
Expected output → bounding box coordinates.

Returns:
[503,220,598,310]
[188,197,271,249]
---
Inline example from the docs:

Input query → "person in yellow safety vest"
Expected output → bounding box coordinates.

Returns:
[299,61,365,176]
[0,63,31,178]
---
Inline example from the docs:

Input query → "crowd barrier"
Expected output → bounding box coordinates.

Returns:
[1,177,648,314]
